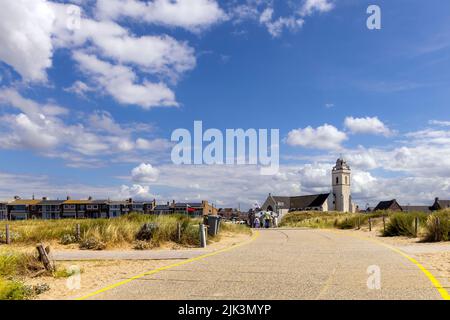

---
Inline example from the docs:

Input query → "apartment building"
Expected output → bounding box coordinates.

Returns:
[40,199,64,219]
[7,197,41,220]
[0,202,8,220]
[2,196,218,220]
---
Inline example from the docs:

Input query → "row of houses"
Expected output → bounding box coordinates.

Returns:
[0,196,218,220]
[370,198,450,213]
[217,208,248,221]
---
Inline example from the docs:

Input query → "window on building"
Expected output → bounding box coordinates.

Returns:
[336,177,339,184]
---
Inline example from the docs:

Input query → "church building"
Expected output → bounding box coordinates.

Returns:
[261,158,357,216]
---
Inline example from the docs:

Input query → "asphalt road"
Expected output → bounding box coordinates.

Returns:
[87,229,444,300]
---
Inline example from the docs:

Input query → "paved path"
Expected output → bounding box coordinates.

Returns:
[52,249,212,261]
[85,229,445,300]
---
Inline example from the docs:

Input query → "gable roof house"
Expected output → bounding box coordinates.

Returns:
[430,198,450,211]
[373,199,403,212]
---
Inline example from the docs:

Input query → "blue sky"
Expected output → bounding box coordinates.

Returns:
[0,0,449,209]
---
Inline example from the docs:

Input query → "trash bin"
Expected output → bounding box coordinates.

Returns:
[207,215,221,236]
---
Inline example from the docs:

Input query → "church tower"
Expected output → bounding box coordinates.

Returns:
[332,157,351,212]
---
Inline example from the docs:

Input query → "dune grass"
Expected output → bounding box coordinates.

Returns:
[220,221,252,234]
[280,210,449,242]
[423,211,450,242]
[0,249,42,278]
[280,211,384,229]
[0,249,44,300]
[382,212,427,237]
[0,214,200,248]
[0,213,250,249]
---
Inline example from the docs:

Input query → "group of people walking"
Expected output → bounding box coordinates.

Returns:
[251,211,278,229]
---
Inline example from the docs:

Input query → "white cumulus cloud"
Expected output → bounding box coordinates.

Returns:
[131,163,160,184]
[344,116,393,137]
[96,0,227,32]
[299,0,334,16]
[0,0,55,82]
[259,7,304,38]
[286,124,347,150]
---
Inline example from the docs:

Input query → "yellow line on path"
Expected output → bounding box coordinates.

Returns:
[326,229,450,301]
[76,231,260,300]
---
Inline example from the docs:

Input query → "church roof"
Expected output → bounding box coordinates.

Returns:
[289,194,330,210]
[271,196,291,209]
[265,194,330,210]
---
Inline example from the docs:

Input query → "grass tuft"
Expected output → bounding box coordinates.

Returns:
[423,212,450,242]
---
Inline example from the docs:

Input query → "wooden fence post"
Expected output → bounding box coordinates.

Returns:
[358,216,361,230]
[435,217,440,242]
[5,224,11,245]
[36,244,55,272]
[382,215,386,233]
[76,224,81,241]
[414,217,419,237]
[369,218,372,232]
[177,222,181,242]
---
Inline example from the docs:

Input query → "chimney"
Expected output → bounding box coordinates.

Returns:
[14,196,21,200]
[172,200,175,206]
[67,196,71,200]
[42,197,47,201]
[88,196,93,201]
[32,194,35,200]
[152,199,156,208]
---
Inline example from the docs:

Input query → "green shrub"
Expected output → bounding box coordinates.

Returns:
[0,278,33,300]
[136,223,158,241]
[60,234,78,245]
[79,237,106,250]
[53,267,80,278]
[336,218,355,229]
[133,240,155,250]
[33,283,50,295]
